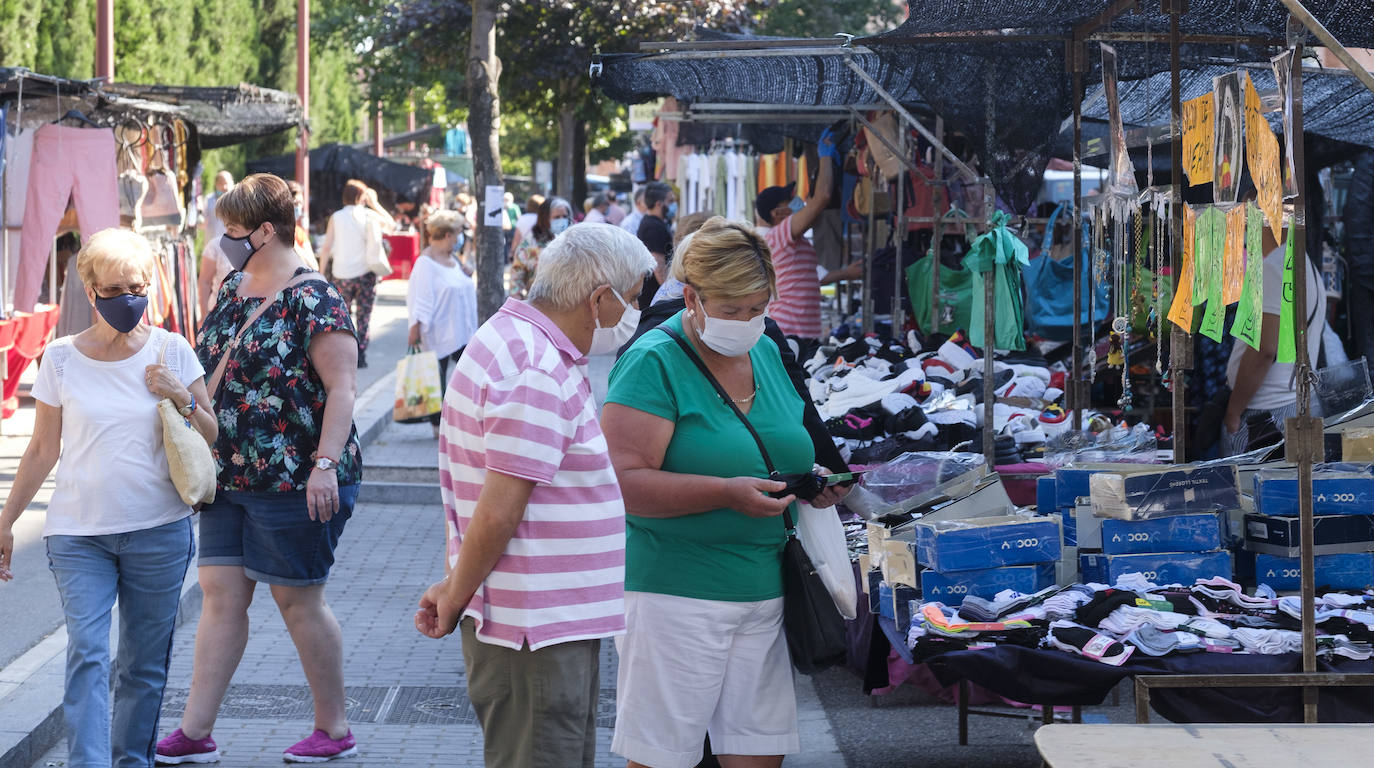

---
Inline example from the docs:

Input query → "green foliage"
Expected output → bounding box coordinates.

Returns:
[752,0,902,38]
[0,0,367,184]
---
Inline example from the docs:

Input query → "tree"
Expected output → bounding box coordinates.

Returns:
[752,0,902,38]
[468,0,505,322]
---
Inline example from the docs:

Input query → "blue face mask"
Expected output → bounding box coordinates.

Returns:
[666,202,678,220]
[93,292,149,334]
[551,217,570,235]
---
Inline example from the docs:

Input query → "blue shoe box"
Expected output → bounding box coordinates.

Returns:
[1100,512,1227,555]
[914,515,1062,572]
[1242,512,1374,556]
[1058,507,1079,547]
[1079,550,1233,586]
[1055,468,1109,512]
[1254,468,1374,517]
[1254,553,1374,591]
[877,581,921,628]
[1037,476,1057,512]
[920,562,1057,602]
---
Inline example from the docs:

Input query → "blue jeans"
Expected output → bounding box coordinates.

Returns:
[47,516,194,768]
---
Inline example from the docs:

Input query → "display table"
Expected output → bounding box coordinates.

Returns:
[1035,723,1374,767]
[383,233,420,281]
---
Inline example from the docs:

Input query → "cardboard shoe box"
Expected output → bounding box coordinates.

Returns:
[920,562,1056,603]
[1100,512,1227,555]
[1254,465,1374,517]
[1089,465,1240,520]
[1254,553,1374,591]
[1079,550,1233,586]
[1243,512,1374,557]
[914,515,1062,572]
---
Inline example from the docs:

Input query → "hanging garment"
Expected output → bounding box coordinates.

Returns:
[55,254,92,337]
[3,129,34,308]
[713,153,728,218]
[15,125,120,312]
[119,170,148,229]
[963,211,1030,351]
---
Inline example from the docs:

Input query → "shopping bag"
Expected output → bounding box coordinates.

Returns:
[795,502,858,620]
[393,350,443,423]
[363,211,394,278]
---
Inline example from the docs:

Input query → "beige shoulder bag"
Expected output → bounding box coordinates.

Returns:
[157,334,217,506]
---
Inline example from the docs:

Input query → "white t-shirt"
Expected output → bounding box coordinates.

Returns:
[32,327,206,537]
[1227,246,1327,411]
[407,252,479,359]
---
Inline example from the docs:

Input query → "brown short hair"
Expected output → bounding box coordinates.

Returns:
[214,173,297,246]
[341,179,368,206]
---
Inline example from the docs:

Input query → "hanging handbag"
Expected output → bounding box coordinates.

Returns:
[659,327,847,675]
[155,335,217,506]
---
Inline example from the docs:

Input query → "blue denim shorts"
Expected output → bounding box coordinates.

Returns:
[198,485,359,586]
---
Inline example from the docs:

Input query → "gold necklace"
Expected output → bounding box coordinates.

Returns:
[730,386,758,404]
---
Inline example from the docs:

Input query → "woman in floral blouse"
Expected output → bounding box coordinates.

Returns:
[509,196,571,298]
[156,174,364,765]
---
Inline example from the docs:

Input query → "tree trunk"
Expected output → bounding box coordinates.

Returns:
[572,117,588,213]
[556,95,577,201]
[468,0,505,323]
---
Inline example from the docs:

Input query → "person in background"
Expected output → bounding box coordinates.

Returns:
[1222,218,1328,456]
[606,190,627,227]
[636,181,675,309]
[502,191,521,256]
[601,217,848,768]
[585,193,612,225]
[509,194,545,261]
[620,187,648,236]
[510,196,572,299]
[755,127,836,340]
[201,171,233,246]
[157,173,363,765]
[1,229,216,768]
[286,180,320,271]
[415,224,652,768]
[407,210,479,439]
[317,179,396,369]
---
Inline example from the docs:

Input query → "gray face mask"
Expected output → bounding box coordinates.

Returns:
[220,225,263,271]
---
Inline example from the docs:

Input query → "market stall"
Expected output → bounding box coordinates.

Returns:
[0,66,302,420]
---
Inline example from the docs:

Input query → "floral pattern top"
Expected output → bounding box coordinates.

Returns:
[196,268,363,492]
[510,233,551,299]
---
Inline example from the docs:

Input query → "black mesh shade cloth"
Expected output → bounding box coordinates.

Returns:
[248,143,434,221]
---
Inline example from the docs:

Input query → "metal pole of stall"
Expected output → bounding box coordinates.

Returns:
[1285,34,1322,724]
[1071,44,1086,430]
[982,69,997,466]
[931,118,945,335]
[1167,0,1191,463]
[894,130,906,334]
[863,181,876,335]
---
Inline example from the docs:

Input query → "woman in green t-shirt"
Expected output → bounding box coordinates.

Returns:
[602,217,846,768]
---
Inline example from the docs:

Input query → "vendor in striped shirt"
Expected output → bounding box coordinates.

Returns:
[415,223,653,768]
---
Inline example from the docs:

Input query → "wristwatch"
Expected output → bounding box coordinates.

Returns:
[313,456,337,472]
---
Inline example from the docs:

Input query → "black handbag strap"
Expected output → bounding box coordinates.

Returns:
[658,326,795,533]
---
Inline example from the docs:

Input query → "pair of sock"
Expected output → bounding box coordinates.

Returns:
[1047,620,1135,666]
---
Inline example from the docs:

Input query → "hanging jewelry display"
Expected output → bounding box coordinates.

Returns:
[1088,205,1108,382]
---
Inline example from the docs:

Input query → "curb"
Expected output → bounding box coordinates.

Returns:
[0,371,398,768]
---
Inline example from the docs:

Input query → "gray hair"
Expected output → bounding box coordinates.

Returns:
[527,223,654,310]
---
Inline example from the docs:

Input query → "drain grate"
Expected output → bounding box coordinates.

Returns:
[379,686,618,727]
[160,685,390,723]
[385,686,476,725]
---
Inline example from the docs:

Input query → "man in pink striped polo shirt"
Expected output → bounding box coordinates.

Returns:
[415,223,652,768]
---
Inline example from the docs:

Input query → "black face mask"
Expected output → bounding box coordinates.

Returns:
[220,225,263,271]
[93,293,149,334]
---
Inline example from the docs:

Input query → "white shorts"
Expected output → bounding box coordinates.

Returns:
[611,591,799,768]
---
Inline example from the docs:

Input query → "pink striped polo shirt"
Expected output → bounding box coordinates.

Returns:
[438,298,626,651]
[762,215,824,338]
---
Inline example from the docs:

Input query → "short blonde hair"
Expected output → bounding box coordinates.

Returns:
[671,216,775,300]
[425,209,466,240]
[77,228,156,288]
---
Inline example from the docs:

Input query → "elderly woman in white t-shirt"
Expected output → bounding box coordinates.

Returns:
[0,229,217,768]
[407,209,479,437]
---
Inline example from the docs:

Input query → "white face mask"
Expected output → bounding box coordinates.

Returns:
[588,287,640,356]
[692,296,766,357]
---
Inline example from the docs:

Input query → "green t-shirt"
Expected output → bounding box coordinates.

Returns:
[605,313,815,602]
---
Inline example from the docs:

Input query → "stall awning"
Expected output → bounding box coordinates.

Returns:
[247,143,434,219]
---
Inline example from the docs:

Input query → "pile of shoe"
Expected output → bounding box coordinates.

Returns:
[798,328,1091,466]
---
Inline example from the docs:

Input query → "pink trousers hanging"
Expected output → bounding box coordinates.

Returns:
[15,125,120,312]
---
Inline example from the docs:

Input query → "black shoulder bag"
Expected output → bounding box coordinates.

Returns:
[659,326,846,675]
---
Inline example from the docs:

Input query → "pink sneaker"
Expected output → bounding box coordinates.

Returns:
[283,729,357,763]
[155,729,220,764]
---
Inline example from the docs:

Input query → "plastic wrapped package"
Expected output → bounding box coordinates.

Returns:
[1316,359,1373,418]
[1042,423,1157,469]
[844,451,987,519]
[1089,464,1241,521]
